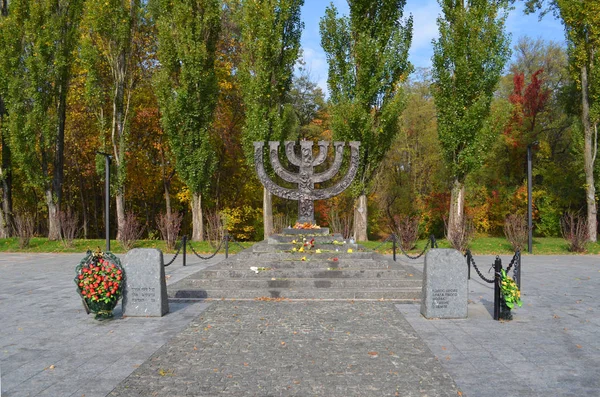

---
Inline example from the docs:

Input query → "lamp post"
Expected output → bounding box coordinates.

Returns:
[97,152,112,252]
[527,141,538,254]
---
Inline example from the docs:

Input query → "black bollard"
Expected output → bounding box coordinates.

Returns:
[225,230,229,259]
[493,256,501,321]
[466,250,471,280]
[392,235,397,262]
[182,235,187,267]
[515,251,521,291]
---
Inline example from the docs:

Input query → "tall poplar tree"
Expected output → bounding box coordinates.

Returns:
[4,0,84,239]
[80,0,141,239]
[320,0,413,241]
[0,0,12,237]
[238,0,304,238]
[432,0,510,247]
[154,0,221,241]
[524,0,600,241]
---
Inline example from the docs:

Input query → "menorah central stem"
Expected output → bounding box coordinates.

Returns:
[254,140,360,226]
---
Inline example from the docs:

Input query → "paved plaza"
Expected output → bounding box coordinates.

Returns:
[1,251,599,396]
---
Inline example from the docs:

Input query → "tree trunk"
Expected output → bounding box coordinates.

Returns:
[263,188,273,239]
[354,193,368,241]
[0,97,12,237]
[447,178,465,247]
[581,64,597,242]
[163,178,172,219]
[191,191,204,241]
[45,189,60,240]
[115,190,125,240]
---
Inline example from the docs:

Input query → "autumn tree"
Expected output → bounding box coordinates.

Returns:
[153,0,221,241]
[3,0,84,239]
[524,0,600,241]
[238,0,304,238]
[320,0,413,241]
[432,0,511,247]
[80,0,142,239]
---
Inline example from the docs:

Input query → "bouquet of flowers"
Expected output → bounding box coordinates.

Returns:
[75,249,125,320]
[499,269,522,309]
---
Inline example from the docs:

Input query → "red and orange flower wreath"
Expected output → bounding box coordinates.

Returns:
[75,249,125,320]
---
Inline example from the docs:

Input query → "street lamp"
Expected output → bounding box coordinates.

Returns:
[97,152,112,252]
[527,141,539,254]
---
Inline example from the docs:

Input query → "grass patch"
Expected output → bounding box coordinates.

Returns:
[0,238,252,254]
[0,236,598,255]
[362,236,600,255]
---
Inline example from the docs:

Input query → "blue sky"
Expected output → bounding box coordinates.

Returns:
[299,0,566,93]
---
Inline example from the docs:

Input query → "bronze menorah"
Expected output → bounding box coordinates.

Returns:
[254,141,360,224]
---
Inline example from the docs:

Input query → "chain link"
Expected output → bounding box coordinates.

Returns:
[505,250,520,274]
[371,235,394,252]
[227,234,247,251]
[188,237,224,260]
[465,250,495,284]
[397,237,431,260]
[163,241,182,267]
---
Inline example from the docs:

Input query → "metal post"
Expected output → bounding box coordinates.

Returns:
[515,251,521,291]
[97,152,112,252]
[466,250,471,280]
[225,230,229,259]
[493,256,502,321]
[392,234,396,262]
[182,235,187,267]
[527,144,533,254]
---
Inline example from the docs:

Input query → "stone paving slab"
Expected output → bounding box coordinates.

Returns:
[109,301,460,397]
[0,252,223,397]
[394,254,600,397]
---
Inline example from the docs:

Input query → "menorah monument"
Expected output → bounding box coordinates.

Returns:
[254,141,360,226]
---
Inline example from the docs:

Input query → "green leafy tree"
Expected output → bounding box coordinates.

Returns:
[153,0,221,241]
[320,0,413,241]
[431,0,511,247]
[524,0,600,241]
[80,0,142,239]
[0,0,13,237]
[238,0,304,238]
[3,0,84,239]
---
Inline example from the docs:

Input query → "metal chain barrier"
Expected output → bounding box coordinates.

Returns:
[397,237,431,260]
[163,239,183,267]
[188,236,224,260]
[465,249,495,284]
[505,250,520,274]
[226,234,247,251]
[371,235,394,252]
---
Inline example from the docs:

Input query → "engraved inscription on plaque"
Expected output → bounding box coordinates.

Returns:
[431,288,459,309]
[130,287,158,304]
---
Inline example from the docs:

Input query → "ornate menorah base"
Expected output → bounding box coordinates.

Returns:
[282,227,330,236]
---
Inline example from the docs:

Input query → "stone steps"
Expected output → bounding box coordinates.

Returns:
[168,238,423,301]
[185,268,415,279]
[170,277,421,290]
[210,259,394,270]
[169,288,421,301]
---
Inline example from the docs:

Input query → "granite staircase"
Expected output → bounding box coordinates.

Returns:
[167,232,423,301]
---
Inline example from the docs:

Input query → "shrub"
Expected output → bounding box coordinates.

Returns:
[327,207,353,240]
[445,215,474,252]
[560,211,589,253]
[14,212,35,249]
[205,210,224,249]
[392,214,420,251]
[59,208,79,248]
[273,213,291,234]
[118,211,144,251]
[156,211,183,250]
[503,214,528,252]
